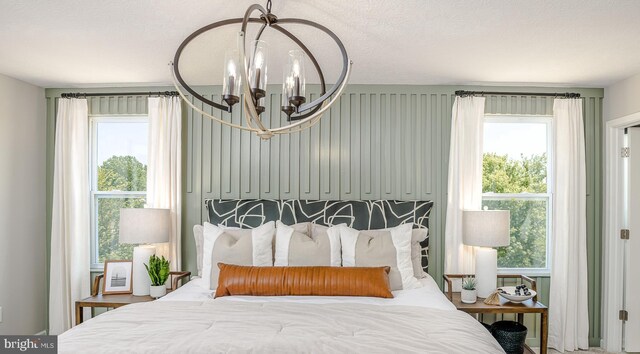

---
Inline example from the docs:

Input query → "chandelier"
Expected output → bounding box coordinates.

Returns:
[170,0,352,140]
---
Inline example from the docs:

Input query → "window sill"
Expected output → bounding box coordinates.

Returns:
[498,269,550,277]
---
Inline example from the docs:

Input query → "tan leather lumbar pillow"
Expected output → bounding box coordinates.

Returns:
[214,263,394,299]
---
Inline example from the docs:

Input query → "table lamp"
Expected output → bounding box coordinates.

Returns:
[463,208,510,298]
[119,208,170,296]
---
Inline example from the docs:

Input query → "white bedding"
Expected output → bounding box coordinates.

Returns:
[159,275,456,312]
[60,275,504,353]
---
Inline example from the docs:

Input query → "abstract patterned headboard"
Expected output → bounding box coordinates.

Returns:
[205,199,434,271]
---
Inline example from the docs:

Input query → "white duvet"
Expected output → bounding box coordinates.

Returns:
[59,276,504,354]
[160,276,456,311]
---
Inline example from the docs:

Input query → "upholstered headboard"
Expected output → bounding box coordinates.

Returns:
[205,199,433,271]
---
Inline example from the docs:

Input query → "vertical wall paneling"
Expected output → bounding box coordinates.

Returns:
[340,94,353,199]
[45,86,603,346]
[300,92,321,200]
[329,97,341,199]
[318,99,330,197]
[310,95,321,200]
[231,98,242,198]
[403,94,410,197]
[351,94,361,200]
[201,96,212,196]
[220,102,232,197]
[371,93,381,199]
[213,90,223,199]
[361,93,375,199]
[421,94,432,197]
[279,96,298,199]
[185,94,201,274]
[381,93,392,198]
[392,94,402,198]
[261,93,279,198]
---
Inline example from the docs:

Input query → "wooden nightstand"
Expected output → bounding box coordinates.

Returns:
[75,271,190,325]
[444,274,548,354]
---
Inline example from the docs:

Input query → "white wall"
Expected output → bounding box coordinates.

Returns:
[605,72,640,121]
[0,74,46,335]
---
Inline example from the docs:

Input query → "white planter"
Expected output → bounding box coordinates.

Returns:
[461,289,477,304]
[150,285,166,298]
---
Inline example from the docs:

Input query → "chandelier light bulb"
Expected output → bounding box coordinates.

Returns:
[249,40,268,110]
[281,70,296,118]
[222,49,241,107]
[254,52,264,68]
[292,61,300,76]
[227,60,236,75]
[286,49,306,109]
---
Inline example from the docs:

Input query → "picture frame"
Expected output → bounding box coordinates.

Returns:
[102,260,133,295]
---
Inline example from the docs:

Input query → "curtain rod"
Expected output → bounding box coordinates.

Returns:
[60,91,179,99]
[455,90,581,98]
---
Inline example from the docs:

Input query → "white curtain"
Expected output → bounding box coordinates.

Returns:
[548,98,589,352]
[49,98,90,334]
[147,97,182,271]
[444,96,486,277]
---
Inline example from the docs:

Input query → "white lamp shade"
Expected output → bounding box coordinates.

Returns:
[462,210,510,247]
[119,208,170,244]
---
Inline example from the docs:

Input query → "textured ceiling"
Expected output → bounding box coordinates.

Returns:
[1,0,639,88]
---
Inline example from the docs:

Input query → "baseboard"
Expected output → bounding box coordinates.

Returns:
[34,330,47,335]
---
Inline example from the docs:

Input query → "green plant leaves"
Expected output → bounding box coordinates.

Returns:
[462,276,477,290]
[144,254,171,286]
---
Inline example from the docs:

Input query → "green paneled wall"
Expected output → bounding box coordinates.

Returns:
[45,85,603,346]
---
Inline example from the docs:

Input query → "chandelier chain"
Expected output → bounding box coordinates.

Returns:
[266,0,272,13]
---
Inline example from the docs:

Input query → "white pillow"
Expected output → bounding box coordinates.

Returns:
[193,225,204,277]
[201,221,275,289]
[339,223,421,290]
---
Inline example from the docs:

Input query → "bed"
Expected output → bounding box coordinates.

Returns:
[59,200,504,353]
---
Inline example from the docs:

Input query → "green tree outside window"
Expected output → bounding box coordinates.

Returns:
[482,153,548,269]
[96,156,146,263]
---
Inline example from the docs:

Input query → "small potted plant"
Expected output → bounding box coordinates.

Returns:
[461,276,477,304]
[145,255,170,298]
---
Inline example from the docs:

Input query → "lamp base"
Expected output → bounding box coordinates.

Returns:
[475,247,497,298]
[132,245,156,296]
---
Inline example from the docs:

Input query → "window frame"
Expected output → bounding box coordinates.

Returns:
[483,114,553,277]
[89,115,148,270]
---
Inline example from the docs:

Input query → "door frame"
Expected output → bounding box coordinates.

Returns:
[603,111,640,352]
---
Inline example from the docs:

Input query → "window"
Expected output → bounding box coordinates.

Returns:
[482,116,552,274]
[90,117,148,269]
